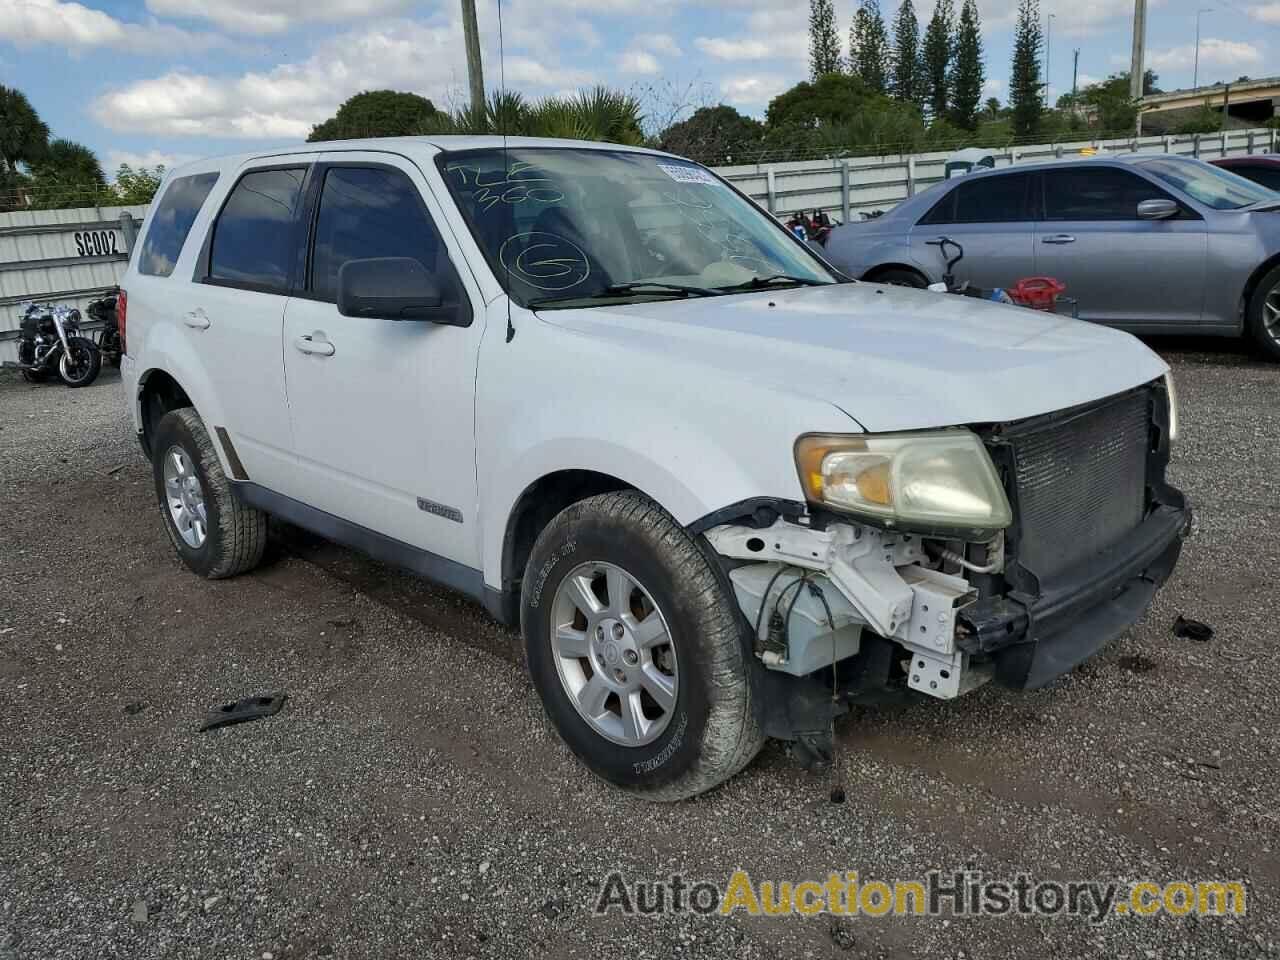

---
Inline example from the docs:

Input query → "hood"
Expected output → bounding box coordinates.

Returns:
[537,283,1168,433]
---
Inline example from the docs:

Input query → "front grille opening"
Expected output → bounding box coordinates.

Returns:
[1001,389,1151,580]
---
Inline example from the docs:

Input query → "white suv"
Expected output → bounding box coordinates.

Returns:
[119,137,1189,799]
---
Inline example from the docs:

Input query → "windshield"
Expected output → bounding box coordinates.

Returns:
[1139,156,1276,210]
[437,148,838,308]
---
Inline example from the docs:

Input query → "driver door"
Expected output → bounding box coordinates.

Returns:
[282,153,484,568]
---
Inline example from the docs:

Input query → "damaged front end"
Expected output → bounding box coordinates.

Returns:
[700,378,1190,765]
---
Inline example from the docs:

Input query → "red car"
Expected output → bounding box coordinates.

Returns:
[1210,154,1280,191]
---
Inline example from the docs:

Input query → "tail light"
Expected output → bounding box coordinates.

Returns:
[117,288,128,354]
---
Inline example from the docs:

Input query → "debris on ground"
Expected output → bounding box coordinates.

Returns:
[198,693,288,732]
[1173,615,1214,642]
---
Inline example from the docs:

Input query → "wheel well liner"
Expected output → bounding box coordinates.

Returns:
[138,369,193,457]
[500,469,633,592]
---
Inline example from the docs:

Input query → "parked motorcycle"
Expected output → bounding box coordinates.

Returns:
[16,302,102,387]
[87,289,122,367]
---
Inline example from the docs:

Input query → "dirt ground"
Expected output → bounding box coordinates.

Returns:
[1,339,1277,959]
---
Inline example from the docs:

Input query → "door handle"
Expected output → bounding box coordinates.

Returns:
[1041,234,1076,244]
[294,334,335,357]
[183,309,210,329]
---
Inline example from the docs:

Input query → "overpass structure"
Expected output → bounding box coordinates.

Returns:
[1139,76,1280,130]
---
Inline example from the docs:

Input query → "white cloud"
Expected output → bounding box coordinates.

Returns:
[975,0,1135,36]
[91,18,594,139]
[719,73,789,107]
[1146,38,1263,71]
[982,77,1004,97]
[642,33,681,55]
[144,0,412,34]
[0,0,220,53]
[105,149,200,175]
[695,36,772,60]
[1249,3,1280,20]
[619,50,661,74]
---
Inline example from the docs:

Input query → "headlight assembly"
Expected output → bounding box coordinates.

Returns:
[794,430,1012,536]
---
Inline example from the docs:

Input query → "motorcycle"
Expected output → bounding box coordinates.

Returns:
[87,289,122,368]
[16,302,103,387]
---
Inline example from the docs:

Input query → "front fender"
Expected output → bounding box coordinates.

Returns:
[475,308,858,589]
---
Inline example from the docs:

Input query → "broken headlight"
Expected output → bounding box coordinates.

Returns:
[794,430,1012,536]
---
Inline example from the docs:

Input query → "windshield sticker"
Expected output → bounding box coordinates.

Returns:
[657,163,719,186]
[498,232,591,291]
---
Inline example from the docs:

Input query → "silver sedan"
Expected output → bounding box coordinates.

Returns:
[824,154,1280,360]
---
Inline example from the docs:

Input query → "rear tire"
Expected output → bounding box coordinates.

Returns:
[521,491,764,801]
[867,267,927,289]
[1246,265,1280,361]
[151,408,266,579]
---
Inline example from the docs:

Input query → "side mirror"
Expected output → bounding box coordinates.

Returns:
[1137,198,1179,221]
[337,257,469,325]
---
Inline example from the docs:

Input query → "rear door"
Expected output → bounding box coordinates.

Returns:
[186,160,313,494]
[1034,165,1206,328]
[909,171,1037,290]
[281,152,483,567]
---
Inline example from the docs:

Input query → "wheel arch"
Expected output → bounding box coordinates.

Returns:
[1241,253,1280,324]
[137,367,194,457]
[862,262,930,285]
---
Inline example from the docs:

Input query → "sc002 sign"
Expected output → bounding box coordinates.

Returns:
[74,230,122,257]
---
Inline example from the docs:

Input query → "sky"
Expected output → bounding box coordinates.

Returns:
[1,0,1277,176]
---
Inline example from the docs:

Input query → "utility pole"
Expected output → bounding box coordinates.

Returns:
[1130,0,1147,133]
[1045,14,1055,107]
[461,0,485,119]
[1193,8,1214,90]
[1072,48,1080,104]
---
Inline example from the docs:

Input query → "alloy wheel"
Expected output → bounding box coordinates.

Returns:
[549,561,679,747]
[162,445,208,548]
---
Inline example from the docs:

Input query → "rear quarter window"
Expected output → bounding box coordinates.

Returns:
[136,172,219,277]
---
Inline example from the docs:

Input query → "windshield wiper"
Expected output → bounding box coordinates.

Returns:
[716,274,827,292]
[528,281,719,309]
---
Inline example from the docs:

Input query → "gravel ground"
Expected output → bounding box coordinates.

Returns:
[1,340,1277,959]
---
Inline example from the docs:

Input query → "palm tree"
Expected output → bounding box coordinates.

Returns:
[0,86,50,193]
[420,86,644,144]
[28,139,107,208]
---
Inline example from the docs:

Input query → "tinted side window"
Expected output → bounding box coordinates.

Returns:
[309,167,444,304]
[137,172,219,277]
[1043,167,1171,220]
[209,168,306,292]
[920,173,1030,224]
[1236,166,1280,192]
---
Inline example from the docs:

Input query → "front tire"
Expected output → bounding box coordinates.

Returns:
[521,492,764,801]
[57,337,101,387]
[151,408,267,579]
[1246,265,1280,361]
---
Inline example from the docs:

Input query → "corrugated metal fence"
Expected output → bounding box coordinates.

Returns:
[0,205,145,365]
[1,126,1276,363]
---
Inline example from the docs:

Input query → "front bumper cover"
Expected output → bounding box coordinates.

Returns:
[956,502,1191,689]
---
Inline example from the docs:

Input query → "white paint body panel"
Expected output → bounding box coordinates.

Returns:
[120,136,1168,595]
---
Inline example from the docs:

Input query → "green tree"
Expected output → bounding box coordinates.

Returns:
[809,0,843,79]
[112,164,165,205]
[922,0,955,120]
[0,85,50,196]
[26,139,106,208]
[308,90,438,142]
[658,105,765,163]
[984,96,1001,118]
[422,87,645,145]
[849,0,891,95]
[891,0,923,108]
[1009,0,1043,138]
[950,0,984,130]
